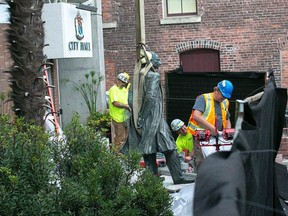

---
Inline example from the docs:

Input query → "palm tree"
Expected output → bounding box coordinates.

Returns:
[5,0,47,126]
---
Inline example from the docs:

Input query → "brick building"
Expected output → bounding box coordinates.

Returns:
[101,0,288,157]
[0,23,12,113]
[102,0,288,87]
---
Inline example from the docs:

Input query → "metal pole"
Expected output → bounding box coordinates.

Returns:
[91,0,106,112]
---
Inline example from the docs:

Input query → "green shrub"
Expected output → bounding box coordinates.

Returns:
[0,115,58,216]
[86,110,111,138]
[0,114,173,216]
[53,113,173,216]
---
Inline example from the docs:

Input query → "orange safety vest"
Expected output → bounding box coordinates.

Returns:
[187,93,229,135]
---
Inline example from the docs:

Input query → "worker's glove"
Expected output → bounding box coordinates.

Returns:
[137,117,144,128]
[178,152,185,159]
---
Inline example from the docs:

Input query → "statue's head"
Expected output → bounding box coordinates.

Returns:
[150,52,161,68]
[140,50,162,68]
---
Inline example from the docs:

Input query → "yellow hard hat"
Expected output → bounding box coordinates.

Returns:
[117,72,129,83]
[123,72,129,80]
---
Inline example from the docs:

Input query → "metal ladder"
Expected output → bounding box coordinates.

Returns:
[43,65,60,136]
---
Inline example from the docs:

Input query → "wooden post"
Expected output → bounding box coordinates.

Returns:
[133,0,146,133]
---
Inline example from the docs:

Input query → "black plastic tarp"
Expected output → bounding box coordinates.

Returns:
[165,70,266,139]
[193,74,287,216]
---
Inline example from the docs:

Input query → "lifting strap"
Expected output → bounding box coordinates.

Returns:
[243,92,264,104]
[132,44,153,135]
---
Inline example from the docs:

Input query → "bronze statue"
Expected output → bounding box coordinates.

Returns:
[122,45,193,184]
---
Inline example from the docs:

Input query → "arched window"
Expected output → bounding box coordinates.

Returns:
[180,49,220,72]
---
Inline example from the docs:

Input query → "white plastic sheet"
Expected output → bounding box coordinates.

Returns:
[171,184,195,216]
[200,134,232,158]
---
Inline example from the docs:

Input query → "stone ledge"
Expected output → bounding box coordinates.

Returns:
[160,15,201,25]
[103,21,117,29]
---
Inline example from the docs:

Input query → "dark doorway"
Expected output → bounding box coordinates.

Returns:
[165,70,266,139]
[180,49,220,72]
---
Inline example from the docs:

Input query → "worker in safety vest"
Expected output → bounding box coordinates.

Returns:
[187,80,234,171]
[171,119,194,163]
[108,72,131,153]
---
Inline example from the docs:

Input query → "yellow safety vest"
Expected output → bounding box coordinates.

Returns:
[176,132,194,154]
[108,85,129,123]
[187,93,229,135]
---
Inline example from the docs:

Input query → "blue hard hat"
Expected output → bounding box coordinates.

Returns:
[217,80,233,99]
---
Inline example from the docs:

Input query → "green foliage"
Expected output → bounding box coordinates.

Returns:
[133,171,173,216]
[0,92,5,114]
[0,92,14,120]
[0,115,58,215]
[62,71,104,115]
[86,110,111,136]
[0,113,173,215]
[0,92,5,102]
[52,113,173,216]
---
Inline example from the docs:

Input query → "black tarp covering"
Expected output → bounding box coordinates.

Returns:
[165,70,266,140]
[276,163,288,214]
[193,75,287,216]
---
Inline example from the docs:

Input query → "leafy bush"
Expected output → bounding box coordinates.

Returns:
[0,114,173,216]
[86,110,111,137]
[52,114,173,216]
[0,115,58,215]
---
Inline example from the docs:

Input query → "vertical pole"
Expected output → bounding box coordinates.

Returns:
[135,0,145,58]
[92,0,106,112]
[132,0,146,132]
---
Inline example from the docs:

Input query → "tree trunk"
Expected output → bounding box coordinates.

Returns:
[5,0,46,126]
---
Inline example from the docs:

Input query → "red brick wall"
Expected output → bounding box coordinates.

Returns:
[102,0,114,23]
[0,24,60,124]
[279,130,288,157]
[104,51,117,89]
[279,44,288,158]
[102,0,288,157]
[0,24,12,97]
[102,0,138,89]
[280,45,288,89]
[102,0,288,87]
[0,24,13,114]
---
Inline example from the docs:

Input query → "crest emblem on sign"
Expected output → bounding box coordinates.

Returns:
[74,11,84,40]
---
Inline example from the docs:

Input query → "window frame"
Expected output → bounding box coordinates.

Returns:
[166,0,197,17]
